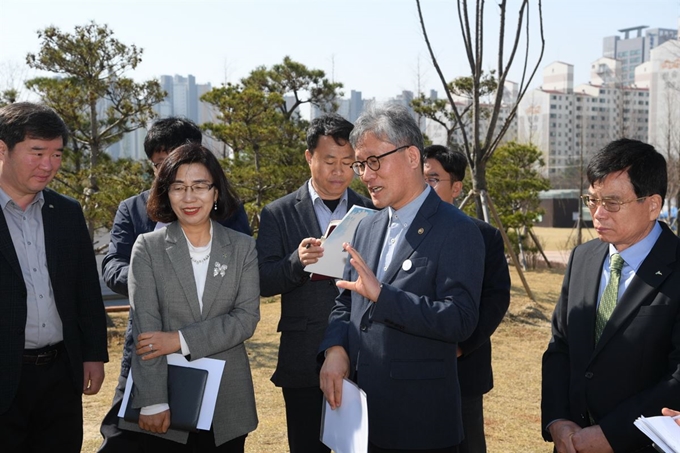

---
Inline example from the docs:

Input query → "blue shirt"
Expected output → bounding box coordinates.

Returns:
[597,221,663,306]
[377,186,431,281]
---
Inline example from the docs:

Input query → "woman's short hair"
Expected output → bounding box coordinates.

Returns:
[147,143,240,223]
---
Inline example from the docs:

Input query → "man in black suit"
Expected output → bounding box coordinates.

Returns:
[97,117,250,452]
[257,113,372,453]
[542,139,680,452]
[0,102,109,452]
[423,145,510,453]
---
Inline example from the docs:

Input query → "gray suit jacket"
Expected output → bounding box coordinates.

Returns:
[257,183,373,388]
[118,221,260,446]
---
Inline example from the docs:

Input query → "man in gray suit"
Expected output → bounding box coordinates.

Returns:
[257,113,372,453]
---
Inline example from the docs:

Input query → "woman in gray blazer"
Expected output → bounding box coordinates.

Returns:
[118,143,260,452]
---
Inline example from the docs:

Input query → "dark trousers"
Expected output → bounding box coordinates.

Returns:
[0,344,82,453]
[98,372,143,453]
[282,386,331,453]
[139,431,246,453]
[459,394,486,453]
[369,443,460,453]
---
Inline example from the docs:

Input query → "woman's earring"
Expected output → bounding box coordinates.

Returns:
[213,202,218,211]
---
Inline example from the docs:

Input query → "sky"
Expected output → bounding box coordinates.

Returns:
[2,0,679,102]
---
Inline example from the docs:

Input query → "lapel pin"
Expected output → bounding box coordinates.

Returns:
[417,228,424,235]
[402,259,413,271]
[213,262,227,277]
[656,271,663,276]
[49,204,54,209]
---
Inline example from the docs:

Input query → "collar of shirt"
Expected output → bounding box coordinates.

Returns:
[598,220,663,304]
[0,186,44,213]
[307,179,349,209]
[307,179,349,235]
[386,185,431,230]
[608,220,663,273]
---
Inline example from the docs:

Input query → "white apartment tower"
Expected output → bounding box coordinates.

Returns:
[423,82,518,149]
[647,38,680,157]
[518,60,649,180]
[603,26,677,86]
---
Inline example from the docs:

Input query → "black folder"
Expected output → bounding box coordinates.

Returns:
[123,365,209,432]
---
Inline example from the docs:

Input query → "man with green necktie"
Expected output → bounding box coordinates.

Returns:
[541,139,680,453]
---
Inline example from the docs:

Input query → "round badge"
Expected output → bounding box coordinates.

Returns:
[402,259,413,271]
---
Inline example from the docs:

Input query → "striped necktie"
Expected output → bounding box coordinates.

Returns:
[595,253,625,343]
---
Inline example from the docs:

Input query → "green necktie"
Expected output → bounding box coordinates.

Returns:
[595,253,625,343]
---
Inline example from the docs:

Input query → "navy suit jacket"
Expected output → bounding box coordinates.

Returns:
[102,189,250,378]
[257,183,373,388]
[542,222,680,452]
[319,189,485,450]
[457,218,510,396]
[0,189,109,414]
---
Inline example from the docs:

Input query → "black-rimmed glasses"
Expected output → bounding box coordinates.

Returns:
[349,145,411,176]
[580,195,648,213]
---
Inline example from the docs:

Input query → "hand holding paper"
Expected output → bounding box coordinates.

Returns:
[319,346,350,410]
[320,378,368,453]
[304,205,377,279]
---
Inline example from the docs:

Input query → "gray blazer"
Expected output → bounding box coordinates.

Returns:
[118,221,260,446]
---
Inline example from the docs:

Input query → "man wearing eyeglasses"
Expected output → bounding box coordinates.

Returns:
[542,138,680,453]
[319,104,484,452]
[98,117,250,453]
[256,113,372,453]
[423,145,510,453]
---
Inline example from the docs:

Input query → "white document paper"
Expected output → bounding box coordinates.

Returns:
[118,353,226,430]
[320,378,368,453]
[304,205,377,279]
[634,415,680,453]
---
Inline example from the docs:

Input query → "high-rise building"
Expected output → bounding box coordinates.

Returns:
[423,82,518,149]
[647,38,680,157]
[603,26,677,85]
[106,74,213,160]
[517,60,649,181]
[310,90,372,124]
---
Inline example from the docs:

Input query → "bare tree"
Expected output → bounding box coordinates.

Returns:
[416,0,545,221]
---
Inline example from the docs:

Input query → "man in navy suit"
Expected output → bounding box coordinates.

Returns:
[423,145,510,453]
[97,117,250,452]
[0,102,109,452]
[542,139,680,452]
[319,104,485,452]
[257,113,372,453]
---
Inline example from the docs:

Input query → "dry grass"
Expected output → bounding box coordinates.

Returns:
[532,226,597,252]
[82,231,577,453]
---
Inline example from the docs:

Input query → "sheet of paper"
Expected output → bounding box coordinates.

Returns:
[118,353,226,430]
[634,415,680,453]
[320,378,368,453]
[305,205,377,279]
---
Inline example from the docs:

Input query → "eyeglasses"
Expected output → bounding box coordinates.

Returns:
[168,182,215,196]
[349,145,411,176]
[581,195,648,212]
[425,177,452,187]
[151,160,165,169]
